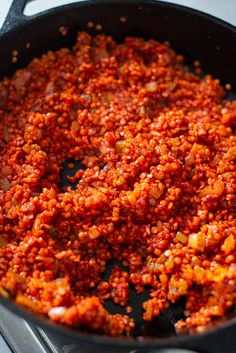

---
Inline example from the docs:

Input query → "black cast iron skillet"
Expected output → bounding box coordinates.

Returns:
[0,1,235,352]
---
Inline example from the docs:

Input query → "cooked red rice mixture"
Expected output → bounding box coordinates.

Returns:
[0,32,235,336]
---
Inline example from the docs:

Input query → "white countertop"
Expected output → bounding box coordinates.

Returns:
[0,1,234,353]
[0,0,236,28]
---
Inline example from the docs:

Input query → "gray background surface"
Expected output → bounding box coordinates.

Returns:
[0,0,236,27]
[0,0,235,352]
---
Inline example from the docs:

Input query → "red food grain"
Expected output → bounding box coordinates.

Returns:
[0,32,235,336]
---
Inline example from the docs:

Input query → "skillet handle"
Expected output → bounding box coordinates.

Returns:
[0,0,29,35]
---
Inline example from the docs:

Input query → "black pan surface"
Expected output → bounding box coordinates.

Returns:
[0,1,235,352]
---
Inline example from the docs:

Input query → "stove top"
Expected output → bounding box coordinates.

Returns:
[0,303,103,353]
[1,303,236,353]
[0,1,235,353]
[0,304,65,353]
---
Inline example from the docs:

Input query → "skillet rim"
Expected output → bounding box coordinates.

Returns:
[0,0,235,348]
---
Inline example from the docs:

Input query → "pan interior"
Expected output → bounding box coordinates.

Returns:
[0,0,235,341]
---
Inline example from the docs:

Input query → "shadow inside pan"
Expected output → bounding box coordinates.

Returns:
[58,155,235,339]
[58,159,186,338]
[59,159,87,191]
[0,0,235,345]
